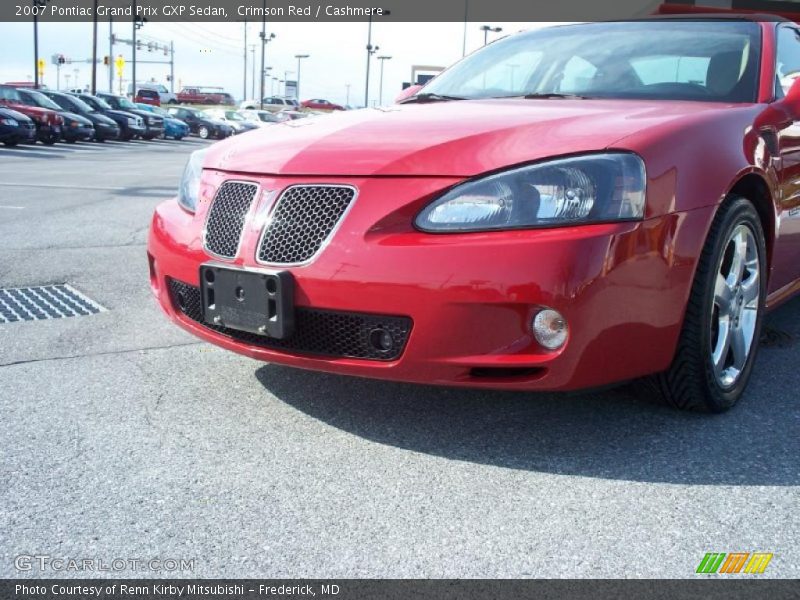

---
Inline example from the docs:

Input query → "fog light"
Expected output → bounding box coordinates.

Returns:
[532,309,568,350]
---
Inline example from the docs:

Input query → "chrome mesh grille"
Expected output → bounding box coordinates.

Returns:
[203,181,258,259]
[258,185,355,265]
[168,279,411,361]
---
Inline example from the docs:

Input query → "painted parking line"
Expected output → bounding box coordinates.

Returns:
[0,182,125,191]
[0,205,25,209]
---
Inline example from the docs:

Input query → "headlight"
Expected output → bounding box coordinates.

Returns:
[127,117,137,126]
[177,148,208,213]
[0,118,19,126]
[415,153,646,232]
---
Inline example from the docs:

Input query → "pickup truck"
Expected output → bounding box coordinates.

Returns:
[176,87,232,105]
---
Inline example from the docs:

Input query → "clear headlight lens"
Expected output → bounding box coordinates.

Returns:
[1,118,19,126]
[177,148,208,213]
[415,153,646,232]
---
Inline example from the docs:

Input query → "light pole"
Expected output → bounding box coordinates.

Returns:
[242,20,247,102]
[462,0,468,57]
[73,68,80,90]
[345,83,351,106]
[481,25,502,46]
[364,9,390,108]
[271,76,277,96]
[294,54,309,102]
[377,55,391,105]
[32,1,50,89]
[250,45,256,99]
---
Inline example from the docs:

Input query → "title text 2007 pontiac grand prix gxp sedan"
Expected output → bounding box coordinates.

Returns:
[148,18,800,412]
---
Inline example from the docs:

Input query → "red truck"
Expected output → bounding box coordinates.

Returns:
[176,87,234,105]
[0,84,62,144]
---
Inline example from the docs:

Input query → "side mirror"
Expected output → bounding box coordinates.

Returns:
[395,84,423,104]
[782,76,800,119]
[755,77,800,131]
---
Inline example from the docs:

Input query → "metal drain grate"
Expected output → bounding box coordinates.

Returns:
[0,284,105,323]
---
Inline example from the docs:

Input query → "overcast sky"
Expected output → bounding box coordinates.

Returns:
[0,20,561,106]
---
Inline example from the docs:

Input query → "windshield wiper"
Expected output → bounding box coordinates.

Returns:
[520,93,589,100]
[399,93,467,104]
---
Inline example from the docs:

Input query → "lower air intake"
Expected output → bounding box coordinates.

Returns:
[168,279,411,361]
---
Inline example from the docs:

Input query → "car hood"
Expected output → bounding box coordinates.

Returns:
[206,98,755,177]
[0,107,31,122]
[86,112,118,126]
[60,111,93,126]
[105,109,141,121]
[128,108,162,121]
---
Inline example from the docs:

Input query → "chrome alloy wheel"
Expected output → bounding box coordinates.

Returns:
[710,224,760,389]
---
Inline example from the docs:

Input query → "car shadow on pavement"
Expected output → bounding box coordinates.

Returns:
[255,297,799,486]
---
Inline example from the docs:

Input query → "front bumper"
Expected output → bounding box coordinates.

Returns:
[143,124,165,138]
[62,124,95,141]
[148,173,713,391]
[0,123,36,143]
[94,123,120,140]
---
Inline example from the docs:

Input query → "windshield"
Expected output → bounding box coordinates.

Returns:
[82,95,111,110]
[225,111,244,121]
[118,97,138,110]
[422,21,761,103]
[150,106,168,116]
[25,91,62,110]
[258,112,279,122]
[0,86,22,102]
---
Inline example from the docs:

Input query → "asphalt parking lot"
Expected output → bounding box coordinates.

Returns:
[0,138,798,579]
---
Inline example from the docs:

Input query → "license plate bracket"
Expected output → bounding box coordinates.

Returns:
[200,264,294,339]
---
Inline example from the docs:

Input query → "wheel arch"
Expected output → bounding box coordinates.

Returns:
[725,171,777,283]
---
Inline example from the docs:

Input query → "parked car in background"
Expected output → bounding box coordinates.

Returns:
[209,92,235,105]
[280,110,311,120]
[238,109,284,126]
[0,84,62,144]
[135,89,161,107]
[15,88,95,143]
[0,107,37,146]
[135,103,189,140]
[240,96,299,111]
[129,82,177,105]
[204,109,259,134]
[96,92,165,140]
[167,106,232,139]
[74,93,146,141]
[301,98,345,111]
[176,87,230,105]
[41,90,120,141]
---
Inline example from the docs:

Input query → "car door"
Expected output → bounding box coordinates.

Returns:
[772,24,800,294]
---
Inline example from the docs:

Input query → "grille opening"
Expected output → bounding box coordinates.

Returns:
[258,185,356,265]
[470,366,546,380]
[168,278,411,361]
[203,181,259,259]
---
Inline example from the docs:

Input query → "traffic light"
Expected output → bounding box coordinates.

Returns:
[147,42,153,52]
[58,55,66,65]
[103,56,110,66]
[136,40,142,51]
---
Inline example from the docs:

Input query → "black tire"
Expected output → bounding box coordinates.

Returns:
[198,126,210,139]
[41,134,58,146]
[3,140,18,147]
[648,196,767,412]
[66,139,76,144]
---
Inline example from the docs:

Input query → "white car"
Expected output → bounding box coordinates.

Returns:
[129,82,178,105]
[204,108,260,134]
[239,96,300,112]
[238,109,286,126]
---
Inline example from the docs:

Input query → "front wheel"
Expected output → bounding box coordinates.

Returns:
[650,196,767,412]
[3,140,18,147]
[198,126,209,139]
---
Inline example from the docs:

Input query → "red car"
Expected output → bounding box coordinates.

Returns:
[300,98,345,111]
[0,84,63,144]
[135,89,161,107]
[148,17,800,412]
